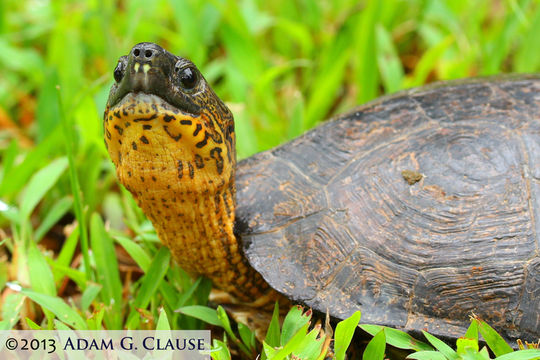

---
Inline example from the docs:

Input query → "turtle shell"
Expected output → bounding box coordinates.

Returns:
[235,76,540,342]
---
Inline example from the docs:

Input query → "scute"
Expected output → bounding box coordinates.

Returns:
[235,76,540,342]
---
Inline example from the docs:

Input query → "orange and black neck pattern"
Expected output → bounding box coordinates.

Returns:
[104,43,273,302]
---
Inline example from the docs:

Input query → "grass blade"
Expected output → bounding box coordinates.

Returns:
[361,324,433,351]
[265,301,281,348]
[494,349,540,360]
[304,19,354,127]
[54,225,79,280]
[80,282,102,311]
[459,338,482,356]
[217,306,251,356]
[514,4,540,72]
[422,330,458,360]
[132,246,170,309]
[176,305,221,327]
[0,292,25,330]
[58,87,91,280]
[21,289,87,329]
[25,317,42,330]
[238,323,256,352]
[407,351,448,360]
[354,1,381,104]
[156,308,171,330]
[281,305,311,345]
[334,311,361,360]
[48,260,86,290]
[363,329,386,360]
[405,35,454,88]
[34,196,73,242]
[114,235,152,272]
[270,322,310,360]
[211,339,232,360]
[464,319,479,342]
[477,319,513,356]
[0,130,58,199]
[27,241,56,326]
[376,24,404,94]
[20,157,67,220]
[90,213,122,327]
[156,279,179,310]
[175,277,202,309]
[28,241,56,296]
[295,325,325,359]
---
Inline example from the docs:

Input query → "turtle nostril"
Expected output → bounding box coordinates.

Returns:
[145,50,153,58]
[134,48,140,57]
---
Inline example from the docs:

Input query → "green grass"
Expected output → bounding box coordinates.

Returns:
[0,0,540,358]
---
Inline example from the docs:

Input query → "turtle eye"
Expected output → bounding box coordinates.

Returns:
[176,64,198,90]
[113,59,126,83]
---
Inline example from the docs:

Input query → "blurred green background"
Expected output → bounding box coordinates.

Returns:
[2,0,540,160]
[0,0,540,338]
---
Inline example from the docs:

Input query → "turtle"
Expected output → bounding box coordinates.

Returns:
[103,42,540,344]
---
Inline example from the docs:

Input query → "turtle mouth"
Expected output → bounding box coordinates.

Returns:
[109,92,197,119]
[103,91,200,168]
[106,92,199,144]
[108,76,201,118]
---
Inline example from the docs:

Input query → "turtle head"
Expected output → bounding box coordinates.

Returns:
[104,42,235,194]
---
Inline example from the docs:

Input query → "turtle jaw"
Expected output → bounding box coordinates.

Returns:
[104,92,233,196]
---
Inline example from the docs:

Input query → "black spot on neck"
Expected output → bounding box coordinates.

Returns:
[195,132,208,148]
[194,154,204,168]
[134,114,158,122]
[210,147,224,174]
[188,162,194,179]
[163,125,181,141]
[164,114,176,123]
[193,123,202,136]
[177,160,183,179]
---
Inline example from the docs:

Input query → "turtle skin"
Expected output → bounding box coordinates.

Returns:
[235,75,540,343]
